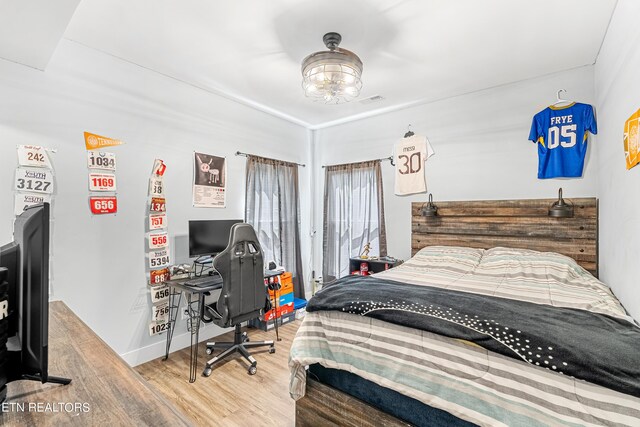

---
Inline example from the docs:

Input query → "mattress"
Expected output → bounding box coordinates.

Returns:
[289,246,640,427]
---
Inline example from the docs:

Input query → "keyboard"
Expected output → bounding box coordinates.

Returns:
[183,274,222,288]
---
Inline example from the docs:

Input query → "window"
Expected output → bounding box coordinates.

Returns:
[323,160,387,281]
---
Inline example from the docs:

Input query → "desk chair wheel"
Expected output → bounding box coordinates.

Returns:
[248,364,257,375]
[269,345,275,354]
[205,347,213,355]
[203,366,212,377]
[242,332,249,342]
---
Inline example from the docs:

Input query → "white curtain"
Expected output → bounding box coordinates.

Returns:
[323,160,387,282]
[245,155,305,298]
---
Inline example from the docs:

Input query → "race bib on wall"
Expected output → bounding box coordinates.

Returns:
[15,168,54,194]
[148,320,170,336]
[150,197,166,212]
[149,248,170,269]
[87,151,116,171]
[17,145,52,168]
[149,232,169,250]
[151,301,170,322]
[89,196,118,215]
[14,193,51,216]
[150,285,170,304]
[88,173,117,192]
[149,177,164,197]
[149,213,167,230]
[149,268,170,286]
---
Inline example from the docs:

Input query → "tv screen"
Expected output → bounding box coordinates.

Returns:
[189,219,243,258]
[13,203,50,382]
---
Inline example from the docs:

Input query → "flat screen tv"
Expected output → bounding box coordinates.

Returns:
[0,203,70,403]
[188,219,243,258]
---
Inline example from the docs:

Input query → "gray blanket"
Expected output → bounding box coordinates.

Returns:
[307,275,640,398]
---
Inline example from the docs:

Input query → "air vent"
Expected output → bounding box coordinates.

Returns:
[359,95,385,105]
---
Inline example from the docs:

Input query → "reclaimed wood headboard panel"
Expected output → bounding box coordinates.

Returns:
[411,198,598,277]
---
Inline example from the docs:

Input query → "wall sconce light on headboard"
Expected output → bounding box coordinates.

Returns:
[421,193,439,217]
[548,188,574,218]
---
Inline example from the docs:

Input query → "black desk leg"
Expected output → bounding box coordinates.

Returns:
[163,288,182,361]
[186,292,202,383]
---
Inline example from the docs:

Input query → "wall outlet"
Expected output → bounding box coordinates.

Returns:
[181,307,190,320]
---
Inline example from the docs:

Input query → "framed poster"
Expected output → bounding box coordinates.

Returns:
[193,152,226,207]
[624,108,640,170]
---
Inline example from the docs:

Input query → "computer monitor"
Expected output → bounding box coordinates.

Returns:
[0,203,70,403]
[188,219,243,258]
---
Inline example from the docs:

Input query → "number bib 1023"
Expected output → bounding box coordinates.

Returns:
[89,173,117,192]
[15,168,55,194]
[149,248,170,269]
[87,151,116,171]
[148,320,170,336]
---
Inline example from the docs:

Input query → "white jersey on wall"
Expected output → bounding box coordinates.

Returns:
[393,135,435,195]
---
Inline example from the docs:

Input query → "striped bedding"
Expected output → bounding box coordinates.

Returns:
[289,246,640,426]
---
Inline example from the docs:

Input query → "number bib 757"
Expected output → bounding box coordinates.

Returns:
[15,168,54,194]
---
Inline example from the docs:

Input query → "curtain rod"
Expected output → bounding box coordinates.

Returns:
[235,151,306,167]
[322,156,394,168]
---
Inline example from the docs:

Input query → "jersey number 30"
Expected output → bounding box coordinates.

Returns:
[548,124,577,149]
[398,152,422,175]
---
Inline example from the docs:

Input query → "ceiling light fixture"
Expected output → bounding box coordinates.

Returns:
[301,32,363,104]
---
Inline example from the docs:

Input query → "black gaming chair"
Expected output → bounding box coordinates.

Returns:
[201,223,274,377]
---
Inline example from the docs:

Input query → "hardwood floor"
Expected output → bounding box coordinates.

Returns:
[136,320,301,427]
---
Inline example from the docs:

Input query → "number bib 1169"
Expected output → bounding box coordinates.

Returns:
[15,168,54,194]
[89,173,117,192]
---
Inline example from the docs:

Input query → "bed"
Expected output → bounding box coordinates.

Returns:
[289,198,640,427]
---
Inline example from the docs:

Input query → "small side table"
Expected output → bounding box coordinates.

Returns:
[349,257,403,275]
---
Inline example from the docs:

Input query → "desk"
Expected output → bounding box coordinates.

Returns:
[163,278,222,383]
[2,301,190,426]
[163,270,283,383]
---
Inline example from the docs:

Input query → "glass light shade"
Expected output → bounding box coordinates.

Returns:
[301,47,363,104]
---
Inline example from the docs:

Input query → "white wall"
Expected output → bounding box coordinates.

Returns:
[313,66,598,275]
[594,0,640,320]
[0,39,310,365]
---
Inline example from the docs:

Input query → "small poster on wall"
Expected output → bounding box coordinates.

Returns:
[624,108,640,170]
[193,152,226,208]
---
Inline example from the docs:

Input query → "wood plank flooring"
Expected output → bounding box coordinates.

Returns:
[136,320,301,427]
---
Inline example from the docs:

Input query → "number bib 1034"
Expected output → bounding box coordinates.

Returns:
[150,285,170,304]
[149,248,170,269]
[89,173,117,192]
[15,168,55,194]
[87,151,116,171]
[148,321,170,336]
[149,232,168,249]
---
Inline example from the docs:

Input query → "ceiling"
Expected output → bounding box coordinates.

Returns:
[4,0,619,128]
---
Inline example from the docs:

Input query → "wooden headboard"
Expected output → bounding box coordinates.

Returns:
[411,198,598,276]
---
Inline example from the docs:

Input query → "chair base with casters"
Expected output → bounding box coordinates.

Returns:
[203,323,275,377]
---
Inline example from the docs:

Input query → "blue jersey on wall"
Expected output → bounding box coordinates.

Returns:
[528,102,597,179]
